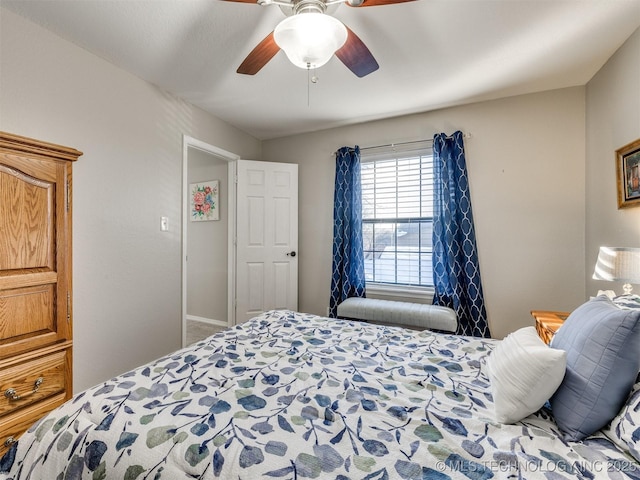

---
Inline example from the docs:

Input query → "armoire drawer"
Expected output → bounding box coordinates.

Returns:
[0,392,66,457]
[0,349,67,416]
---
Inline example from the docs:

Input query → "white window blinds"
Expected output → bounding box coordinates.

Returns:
[360,141,434,287]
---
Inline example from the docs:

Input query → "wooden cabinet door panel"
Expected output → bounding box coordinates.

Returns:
[0,285,55,339]
[0,165,54,270]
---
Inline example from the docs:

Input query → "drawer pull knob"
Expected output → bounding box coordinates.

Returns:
[4,436,16,447]
[4,377,44,401]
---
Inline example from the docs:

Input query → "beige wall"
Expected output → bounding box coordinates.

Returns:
[263,88,587,339]
[0,8,261,391]
[187,149,229,323]
[586,27,640,296]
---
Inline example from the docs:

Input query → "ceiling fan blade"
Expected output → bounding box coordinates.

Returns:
[237,32,280,75]
[348,0,416,6]
[335,27,379,78]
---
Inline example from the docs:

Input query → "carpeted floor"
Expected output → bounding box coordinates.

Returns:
[186,320,228,346]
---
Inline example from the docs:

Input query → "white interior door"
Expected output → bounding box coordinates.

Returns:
[236,160,298,323]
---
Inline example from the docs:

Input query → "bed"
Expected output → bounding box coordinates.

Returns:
[1,308,639,479]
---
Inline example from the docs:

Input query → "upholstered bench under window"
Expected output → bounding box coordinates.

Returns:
[336,297,458,332]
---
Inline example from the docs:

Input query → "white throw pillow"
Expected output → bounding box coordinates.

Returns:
[486,326,567,424]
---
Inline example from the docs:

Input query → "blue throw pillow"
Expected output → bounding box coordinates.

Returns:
[550,296,640,441]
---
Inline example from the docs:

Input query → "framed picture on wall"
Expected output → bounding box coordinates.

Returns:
[616,138,640,209]
[190,180,219,221]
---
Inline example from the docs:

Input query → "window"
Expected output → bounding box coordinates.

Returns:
[361,143,433,287]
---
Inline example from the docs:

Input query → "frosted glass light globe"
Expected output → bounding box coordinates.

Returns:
[274,13,348,69]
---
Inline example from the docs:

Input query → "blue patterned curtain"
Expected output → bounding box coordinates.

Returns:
[432,131,490,337]
[329,146,366,317]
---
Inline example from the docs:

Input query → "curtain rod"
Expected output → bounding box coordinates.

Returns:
[360,139,431,152]
[333,132,471,156]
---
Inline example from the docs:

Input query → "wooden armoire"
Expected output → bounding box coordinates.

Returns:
[0,132,82,455]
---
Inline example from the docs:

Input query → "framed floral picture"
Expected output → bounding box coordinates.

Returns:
[190,180,219,221]
[616,138,640,209]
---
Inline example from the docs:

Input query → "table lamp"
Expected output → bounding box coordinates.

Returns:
[592,246,640,295]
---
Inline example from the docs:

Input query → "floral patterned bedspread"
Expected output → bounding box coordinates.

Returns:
[1,310,638,479]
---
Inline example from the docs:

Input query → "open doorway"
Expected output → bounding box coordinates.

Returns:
[182,136,238,347]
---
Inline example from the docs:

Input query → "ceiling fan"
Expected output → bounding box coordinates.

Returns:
[223,0,415,77]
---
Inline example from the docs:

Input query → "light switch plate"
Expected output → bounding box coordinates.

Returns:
[160,216,169,231]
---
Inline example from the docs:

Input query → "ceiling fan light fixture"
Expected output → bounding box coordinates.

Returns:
[274,12,348,69]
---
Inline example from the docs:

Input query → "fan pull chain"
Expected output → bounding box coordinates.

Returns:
[307,66,310,107]
[306,64,318,107]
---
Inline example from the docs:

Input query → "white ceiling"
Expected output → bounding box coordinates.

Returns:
[2,0,640,140]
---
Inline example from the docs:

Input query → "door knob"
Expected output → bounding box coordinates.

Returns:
[287,251,296,257]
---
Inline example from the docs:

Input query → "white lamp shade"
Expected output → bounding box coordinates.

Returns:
[593,246,640,289]
[274,13,348,69]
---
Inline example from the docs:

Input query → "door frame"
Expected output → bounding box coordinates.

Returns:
[181,135,239,347]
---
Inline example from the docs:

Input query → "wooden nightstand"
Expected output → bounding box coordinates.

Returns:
[531,310,570,344]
